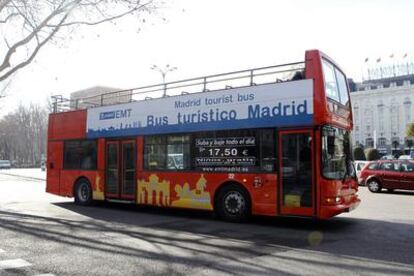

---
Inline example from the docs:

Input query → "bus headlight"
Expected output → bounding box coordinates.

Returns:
[325,196,341,205]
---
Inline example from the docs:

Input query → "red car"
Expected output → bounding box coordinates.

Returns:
[359,160,414,192]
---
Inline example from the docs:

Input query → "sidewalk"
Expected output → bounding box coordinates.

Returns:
[0,168,46,180]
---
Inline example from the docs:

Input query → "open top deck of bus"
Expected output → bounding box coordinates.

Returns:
[52,61,306,113]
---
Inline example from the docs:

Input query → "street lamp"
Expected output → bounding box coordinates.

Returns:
[150,64,177,97]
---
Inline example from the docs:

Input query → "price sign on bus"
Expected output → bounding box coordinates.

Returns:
[194,137,257,172]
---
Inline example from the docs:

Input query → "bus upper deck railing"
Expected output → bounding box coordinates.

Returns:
[51,61,305,113]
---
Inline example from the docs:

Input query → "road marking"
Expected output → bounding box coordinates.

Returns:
[0,258,32,269]
[0,249,5,253]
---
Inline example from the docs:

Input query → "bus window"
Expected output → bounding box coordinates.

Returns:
[144,136,167,170]
[260,129,277,172]
[322,60,340,103]
[63,140,97,170]
[321,126,353,179]
[193,129,276,173]
[167,135,190,170]
[334,67,349,106]
[322,59,349,106]
[144,134,190,171]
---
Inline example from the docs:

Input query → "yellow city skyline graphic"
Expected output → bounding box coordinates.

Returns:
[137,174,170,206]
[93,173,104,200]
[171,174,213,210]
[136,174,213,210]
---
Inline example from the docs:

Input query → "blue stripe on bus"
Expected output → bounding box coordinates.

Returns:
[86,114,313,138]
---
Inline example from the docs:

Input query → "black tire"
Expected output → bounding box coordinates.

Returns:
[367,178,382,193]
[215,184,251,222]
[74,178,93,206]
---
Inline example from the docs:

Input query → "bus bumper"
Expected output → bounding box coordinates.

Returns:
[319,196,361,219]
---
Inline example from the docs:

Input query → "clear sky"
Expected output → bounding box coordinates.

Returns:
[1,0,413,114]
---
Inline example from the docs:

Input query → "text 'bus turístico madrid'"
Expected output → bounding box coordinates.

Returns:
[47,50,360,221]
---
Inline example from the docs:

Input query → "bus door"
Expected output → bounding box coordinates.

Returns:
[278,130,315,217]
[105,140,136,200]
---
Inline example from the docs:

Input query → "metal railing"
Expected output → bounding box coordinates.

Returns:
[52,61,305,113]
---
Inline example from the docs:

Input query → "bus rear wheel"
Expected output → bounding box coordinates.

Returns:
[74,178,93,206]
[215,184,251,222]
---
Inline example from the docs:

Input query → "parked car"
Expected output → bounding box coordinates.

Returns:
[359,160,414,192]
[41,160,46,171]
[380,155,395,160]
[0,160,11,169]
[354,160,369,184]
[398,155,413,160]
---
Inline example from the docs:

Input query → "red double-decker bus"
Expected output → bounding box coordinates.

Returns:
[47,50,360,221]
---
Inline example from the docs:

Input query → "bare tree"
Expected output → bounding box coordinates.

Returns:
[0,103,48,166]
[0,0,160,84]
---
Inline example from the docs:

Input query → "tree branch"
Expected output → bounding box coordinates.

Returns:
[0,0,159,84]
[0,11,18,23]
[0,1,75,72]
[0,11,70,82]
[0,0,13,13]
[48,0,153,27]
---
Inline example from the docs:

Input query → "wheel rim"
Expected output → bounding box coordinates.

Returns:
[78,182,89,202]
[224,191,245,215]
[369,180,379,191]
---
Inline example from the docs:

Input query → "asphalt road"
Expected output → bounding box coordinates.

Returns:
[0,170,413,275]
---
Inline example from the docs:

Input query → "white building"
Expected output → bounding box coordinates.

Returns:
[70,86,132,109]
[350,76,414,154]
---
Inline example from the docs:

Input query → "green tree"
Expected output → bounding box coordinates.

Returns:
[406,122,414,154]
[406,122,414,137]
[364,148,380,161]
[353,146,365,160]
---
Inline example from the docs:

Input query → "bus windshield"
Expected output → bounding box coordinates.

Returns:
[321,126,353,179]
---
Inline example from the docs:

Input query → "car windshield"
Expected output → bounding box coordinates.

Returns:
[322,126,354,179]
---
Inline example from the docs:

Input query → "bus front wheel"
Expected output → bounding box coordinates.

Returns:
[215,184,251,222]
[74,178,93,206]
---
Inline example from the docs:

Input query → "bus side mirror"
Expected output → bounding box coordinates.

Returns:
[327,136,335,155]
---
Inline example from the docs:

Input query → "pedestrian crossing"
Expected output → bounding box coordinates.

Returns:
[0,248,55,275]
[0,258,32,269]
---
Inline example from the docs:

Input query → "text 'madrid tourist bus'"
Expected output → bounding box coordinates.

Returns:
[47,50,360,221]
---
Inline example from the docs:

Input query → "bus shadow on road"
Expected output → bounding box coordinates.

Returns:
[54,200,350,232]
[1,203,413,275]
[49,202,414,269]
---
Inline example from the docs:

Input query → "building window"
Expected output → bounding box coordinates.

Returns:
[391,137,400,149]
[378,137,387,147]
[404,97,412,125]
[365,138,374,148]
[377,100,384,132]
[390,98,399,133]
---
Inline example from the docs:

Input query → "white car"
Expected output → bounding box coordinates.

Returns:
[0,160,11,169]
[354,160,369,184]
[380,155,395,160]
[398,155,413,160]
